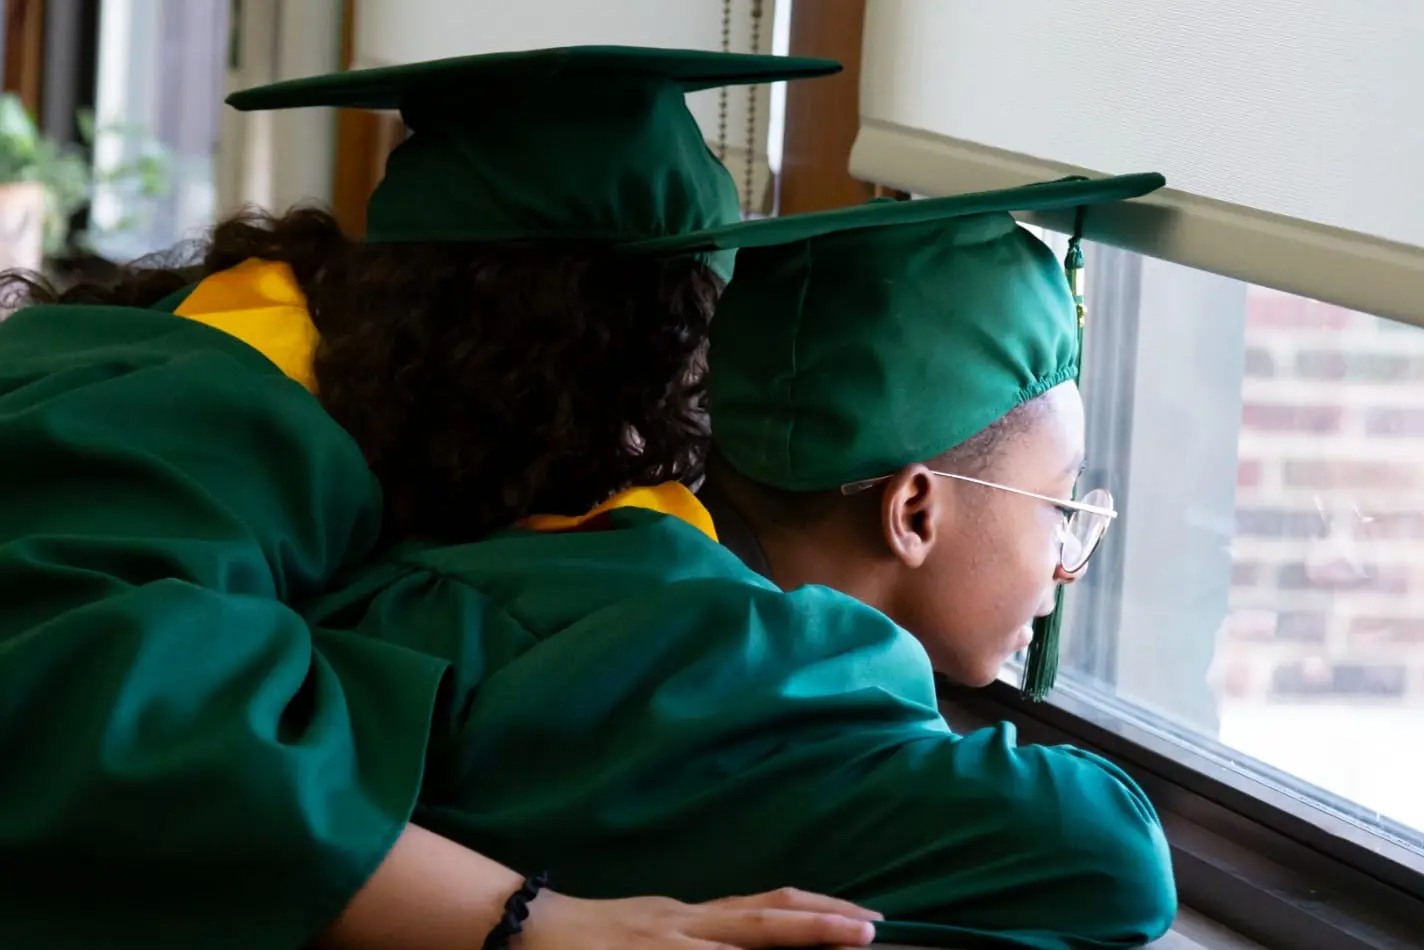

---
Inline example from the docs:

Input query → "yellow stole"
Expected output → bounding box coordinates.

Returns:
[169,257,717,541]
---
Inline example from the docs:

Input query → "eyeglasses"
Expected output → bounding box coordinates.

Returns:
[840,471,1117,575]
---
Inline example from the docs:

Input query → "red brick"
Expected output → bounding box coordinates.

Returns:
[1270,659,1406,697]
[1368,511,1424,540]
[1230,561,1261,586]
[1276,611,1328,642]
[1365,408,1424,437]
[1351,616,1424,643]
[1219,661,1256,698]
[1282,459,1417,490]
[1294,350,1347,379]
[1241,403,1343,434]
[1245,291,1351,331]
[1235,507,1318,538]
[1224,608,1276,640]
[1237,459,1263,489]
[1295,350,1424,383]
[1243,347,1277,378]
[1276,561,1409,594]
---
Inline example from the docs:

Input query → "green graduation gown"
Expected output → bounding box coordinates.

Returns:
[0,298,448,948]
[303,491,1178,950]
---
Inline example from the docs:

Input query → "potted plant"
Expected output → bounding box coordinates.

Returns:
[0,93,80,271]
[0,92,169,274]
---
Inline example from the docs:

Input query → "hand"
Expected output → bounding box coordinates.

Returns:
[520,886,883,950]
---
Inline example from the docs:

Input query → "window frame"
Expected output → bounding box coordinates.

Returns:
[1034,230,1252,737]
[963,228,1424,948]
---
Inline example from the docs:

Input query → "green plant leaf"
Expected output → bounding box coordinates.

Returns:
[0,94,42,182]
[75,107,98,146]
[1,95,178,250]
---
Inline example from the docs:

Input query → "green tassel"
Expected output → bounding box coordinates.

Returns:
[1021,585,1064,701]
[1019,208,1087,702]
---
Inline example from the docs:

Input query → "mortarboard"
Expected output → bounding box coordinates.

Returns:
[628,172,1167,697]
[226,46,842,279]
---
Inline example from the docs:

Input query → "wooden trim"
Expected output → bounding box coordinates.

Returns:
[779,0,907,215]
[872,183,910,200]
[330,109,395,238]
[3,0,45,116]
[779,0,872,215]
[329,0,403,238]
[37,0,99,142]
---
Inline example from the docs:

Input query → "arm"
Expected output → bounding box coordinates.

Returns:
[0,308,873,950]
[0,308,443,948]
[400,575,1176,949]
[682,582,1178,946]
[321,824,880,950]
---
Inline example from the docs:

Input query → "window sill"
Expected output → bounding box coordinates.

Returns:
[935,684,1424,950]
[1156,908,1267,950]
[870,907,1263,950]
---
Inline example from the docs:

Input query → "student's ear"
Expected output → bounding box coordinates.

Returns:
[879,464,943,569]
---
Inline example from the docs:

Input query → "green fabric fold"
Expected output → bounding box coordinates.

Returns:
[307,507,1177,949]
[0,306,449,948]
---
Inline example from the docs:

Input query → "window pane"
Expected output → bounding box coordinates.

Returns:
[90,0,229,261]
[1012,233,1424,848]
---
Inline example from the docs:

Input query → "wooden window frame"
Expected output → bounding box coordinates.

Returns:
[4,0,46,116]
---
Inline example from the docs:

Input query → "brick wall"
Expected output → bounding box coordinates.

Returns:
[1220,287,1424,704]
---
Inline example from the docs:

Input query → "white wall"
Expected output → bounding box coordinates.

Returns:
[355,0,754,66]
[353,0,783,212]
[851,0,1424,332]
[218,0,342,216]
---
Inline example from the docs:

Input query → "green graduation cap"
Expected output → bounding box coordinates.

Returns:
[629,172,1166,699]
[226,46,842,279]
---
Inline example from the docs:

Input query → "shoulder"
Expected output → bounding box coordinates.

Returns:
[901,720,1176,936]
[616,574,944,715]
[311,561,536,694]
[0,304,376,598]
[687,576,924,654]
[0,302,287,380]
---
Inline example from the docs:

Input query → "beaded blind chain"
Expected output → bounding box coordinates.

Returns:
[743,0,764,215]
[717,0,731,163]
[718,0,767,216]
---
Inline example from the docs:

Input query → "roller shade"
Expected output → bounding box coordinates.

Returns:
[850,0,1424,328]
[219,0,342,216]
[354,0,786,214]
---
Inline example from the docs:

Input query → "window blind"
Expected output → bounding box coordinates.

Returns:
[219,0,341,216]
[851,0,1424,328]
[354,0,785,213]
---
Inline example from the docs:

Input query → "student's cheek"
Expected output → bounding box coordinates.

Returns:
[1012,510,1065,621]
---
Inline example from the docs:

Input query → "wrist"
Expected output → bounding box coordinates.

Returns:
[482,872,551,950]
[509,888,573,950]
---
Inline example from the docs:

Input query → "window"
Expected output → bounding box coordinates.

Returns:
[90,0,229,261]
[857,4,1424,941]
[1013,231,1424,852]
[930,232,1420,947]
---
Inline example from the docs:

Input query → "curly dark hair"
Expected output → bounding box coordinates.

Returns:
[1,206,722,543]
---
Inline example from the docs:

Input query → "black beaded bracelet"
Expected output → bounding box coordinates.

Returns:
[481,872,550,950]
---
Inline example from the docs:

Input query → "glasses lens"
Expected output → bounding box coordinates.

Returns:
[1063,487,1113,573]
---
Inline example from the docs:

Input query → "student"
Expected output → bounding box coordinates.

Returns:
[0,47,866,950]
[301,175,1178,949]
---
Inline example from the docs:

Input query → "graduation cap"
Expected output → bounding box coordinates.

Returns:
[226,46,842,279]
[628,172,1167,699]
